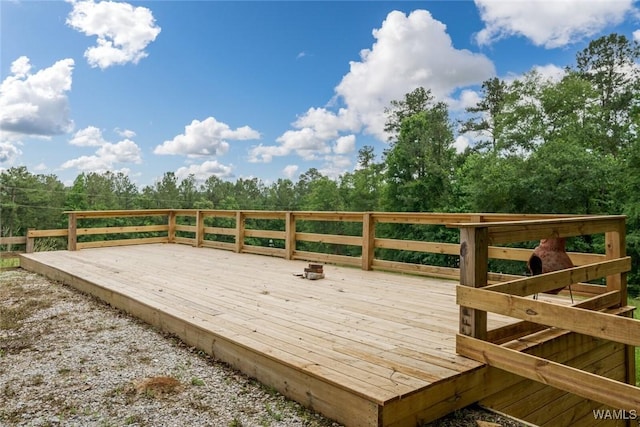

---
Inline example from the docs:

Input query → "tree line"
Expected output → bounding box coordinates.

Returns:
[2,34,639,294]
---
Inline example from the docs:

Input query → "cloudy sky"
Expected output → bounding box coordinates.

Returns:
[1,0,639,186]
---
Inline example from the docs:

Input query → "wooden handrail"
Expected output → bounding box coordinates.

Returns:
[31,210,624,289]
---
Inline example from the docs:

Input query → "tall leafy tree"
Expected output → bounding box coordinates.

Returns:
[384,103,456,212]
[178,175,199,208]
[66,172,117,210]
[266,179,296,210]
[383,87,434,141]
[154,172,180,208]
[110,171,139,209]
[340,146,383,212]
[575,33,640,156]
[460,77,509,152]
[1,167,66,237]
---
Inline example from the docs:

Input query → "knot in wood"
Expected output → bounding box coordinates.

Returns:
[526,308,538,316]
[460,242,467,257]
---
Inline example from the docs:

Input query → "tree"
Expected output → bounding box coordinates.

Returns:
[383,87,434,141]
[340,146,383,212]
[233,177,266,209]
[266,179,296,210]
[66,172,117,210]
[538,72,599,145]
[460,77,509,152]
[1,167,66,237]
[110,171,139,209]
[495,71,547,154]
[383,103,456,212]
[154,172,180,208]
[575,33,640,156]
[178,175,198,208]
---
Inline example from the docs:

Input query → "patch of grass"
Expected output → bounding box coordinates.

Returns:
[124,414,144,425]
[265,403,283,422]
[0,281,52,330]
[191,377,205,386]
[25,374,44,387]
[229,418,243,427]
[0,258,20,268]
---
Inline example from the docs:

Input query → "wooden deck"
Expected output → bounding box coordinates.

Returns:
[20,243,583,426]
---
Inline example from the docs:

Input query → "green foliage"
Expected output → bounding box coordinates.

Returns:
[384,101,456,212]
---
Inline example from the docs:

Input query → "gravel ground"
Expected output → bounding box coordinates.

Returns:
[0,268,528,427]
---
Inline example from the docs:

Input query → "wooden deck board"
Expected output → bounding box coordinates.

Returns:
[19,243,577,426]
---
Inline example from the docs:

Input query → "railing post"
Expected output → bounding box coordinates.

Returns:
[285,212,295,260]
[235,211,244,253]
[458,226,489,341]
[68,213,77,251]
[605,218,627,306]
[195,210,204,248]
[168,211,176,243]
[26,228,35,253]
[362,212,375,271]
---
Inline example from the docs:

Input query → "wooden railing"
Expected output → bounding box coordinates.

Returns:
[44,209,611,282]
[0,229,68,259]
[452,215,640,410]
[4,210,615,281]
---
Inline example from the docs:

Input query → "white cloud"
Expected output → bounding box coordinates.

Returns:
[0,56,74,136]
[175,160,234,182]
[116,128,136,138]
[449,89,482,112]
[533,64,566,83]
[282,164,299,179]
[155,117,260,157]
[336,9,495,139]
[62,126,142,172]
[250,9,494,173]
[10,56,31,77]
[67,0,161,69]
[634,29,640,42]
[333,135,356,154]
[69,126,107,146]
[97,139,141,163]
[454,135,470,153]
[0,141,22,164]
[475,0,635,48]
[33,162,48,172]
[319,154,353,178]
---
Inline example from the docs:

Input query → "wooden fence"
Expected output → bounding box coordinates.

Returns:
[49,209,610,282]
[454,215,639,411]
[5,210,615,282]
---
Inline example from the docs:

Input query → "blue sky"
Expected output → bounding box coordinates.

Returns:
[1,0,639,187]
